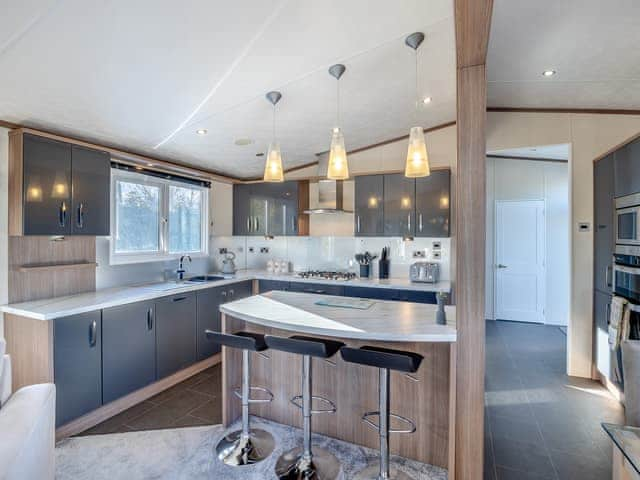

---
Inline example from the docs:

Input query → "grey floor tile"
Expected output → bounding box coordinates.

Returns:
[495,465,555,480]
[548,450,610,480]
[492,437,557,478]
[490,415,545,446]
[188,399,223,424]
[79,401,155,435]
[187,375,221,397]
[127,389,211,430]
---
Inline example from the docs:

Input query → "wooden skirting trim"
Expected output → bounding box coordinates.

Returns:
[55,354,221,440]
[488,107,640,116]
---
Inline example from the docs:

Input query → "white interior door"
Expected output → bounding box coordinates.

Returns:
[495,200,546,323]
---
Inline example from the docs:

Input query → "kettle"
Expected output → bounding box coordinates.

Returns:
[221,252,237,274]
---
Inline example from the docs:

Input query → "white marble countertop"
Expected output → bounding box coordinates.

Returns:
[221,290,456,342]
[0,269,451,321]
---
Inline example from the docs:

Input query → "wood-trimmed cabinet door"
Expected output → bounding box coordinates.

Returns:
[196,287,222,360]
[383,174,415,236]
[594,154,614,294]
[54,311,102,426]
[22,133,72,235]
[71,145,111,235]
[354,175,384,236]
[155,292,197,378]
[415,170,450,237]
[102,300,157,404]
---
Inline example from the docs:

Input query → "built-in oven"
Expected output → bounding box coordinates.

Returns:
[615,193,640,245]
[613,245,640,338]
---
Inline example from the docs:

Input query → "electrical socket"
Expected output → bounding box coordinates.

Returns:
[432,241,442,250]
[412,251,425,258]
[260,247,269,253]
[218,247,228,254]
[432,251,441,259]
[248,247,254,253]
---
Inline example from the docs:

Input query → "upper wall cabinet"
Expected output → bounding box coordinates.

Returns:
[415,170,450,237]
[614,138,640,198]
[9,131,111,236]
[383,174,416,236]
[354,175,384,236]
[233,180,308,236]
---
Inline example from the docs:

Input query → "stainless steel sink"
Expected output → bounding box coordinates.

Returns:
[187,275,226,283]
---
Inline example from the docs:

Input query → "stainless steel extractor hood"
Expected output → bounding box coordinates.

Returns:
[303,179,352,214]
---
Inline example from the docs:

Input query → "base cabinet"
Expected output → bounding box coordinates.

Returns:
[343,286,437,304]
[102,300,157,404]
[54,311,102,427]
[196,288,223,360]
[156,292,197,378]
[258,280,291,293]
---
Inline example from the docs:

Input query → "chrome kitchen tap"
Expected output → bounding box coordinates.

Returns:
[176,254,192,281]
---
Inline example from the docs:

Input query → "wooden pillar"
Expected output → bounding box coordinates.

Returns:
[454,1,493,478]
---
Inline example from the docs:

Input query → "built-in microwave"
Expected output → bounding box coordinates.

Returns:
[616,193,640,245]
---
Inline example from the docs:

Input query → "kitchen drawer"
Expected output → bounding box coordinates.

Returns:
[344,286,437,304]
[258,280,290,293]
[289,281,344,296]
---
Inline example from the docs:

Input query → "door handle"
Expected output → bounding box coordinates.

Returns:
[254,217,259,232]
[292,216,296,233]
[247,217,251,233]
[407,214,411,232]
[147,308,153,330]
[89,319,97,347]
[419,213,423,232]
[606,302,611,325]
[497,264,507,269]
[77,202,84,228]
[606,265,612,287]
[59,201,67,227]
[357,215,361,233]
[229,289,234,298]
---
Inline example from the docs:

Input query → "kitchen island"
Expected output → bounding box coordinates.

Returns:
[219,290,457,470]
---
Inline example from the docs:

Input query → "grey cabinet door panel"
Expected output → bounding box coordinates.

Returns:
[71,145,111,235]
[102,301,156,404]
[156,292,197,378]
[227,280,253,300]
[233,184,252,235]
[258,280,290,293]
[355,175,384,236]
[614,139,640,198]
[196,287,222,360]
[23,133,72,235]
[234,182,299,236]
[594,155,614,293]
[54,311,102,426]
[415,170,450,237]
[383,174,415,236]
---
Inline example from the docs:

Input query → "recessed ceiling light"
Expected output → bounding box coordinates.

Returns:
[196,129,208,135]
[234,138,253,146]
[422,96,432,104]
[542,70,556,77]
[146,162,153,167]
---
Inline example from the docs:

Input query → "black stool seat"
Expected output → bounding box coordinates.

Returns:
[205,330,268,352]
[265,335,344,358]
[340,345,423,373]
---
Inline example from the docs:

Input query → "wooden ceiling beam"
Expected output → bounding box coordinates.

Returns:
[455,0,494,68]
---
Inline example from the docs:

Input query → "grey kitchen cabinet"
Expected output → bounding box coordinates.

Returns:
[70,145,111,235]
[594,154,615,294]
[233,184,253,235]
[343,286,437,304]
[614,138,640,198]
[354,175,384,236]
[288,281,344,296]
[226,280,253,301]
[102,300,157,404]
[415,170,450,237]
[196,287,223,360]
[21,133,111,236]
[258,280,290,293]
[383,174,416,236]
[155,292,197,378]
[23,133,73,235]
[54,311,102,426]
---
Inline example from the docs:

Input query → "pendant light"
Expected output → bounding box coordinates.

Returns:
[263,91,284,182]
[326,64,349,180]
[404,32,430,178]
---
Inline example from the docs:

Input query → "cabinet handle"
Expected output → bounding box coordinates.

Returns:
[221,290,227,297]
[357,215,361,233]
[147,308,153,330]
[89,319,97,347]
[292,216,296,233]
[606,302,611,325]
[407,214,411,232]
[419,213,423,232]
[59,201,67,227]
[606,265,612,288]
[77,202,84,229]
[229,289,234,298]
[172,296,187,302]
[304,288,326,294]
[247,217,252,233]
[254,217,259,232]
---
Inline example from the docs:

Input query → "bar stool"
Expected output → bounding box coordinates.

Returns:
[340,345,424,480]
[265,334,345,480]
[205,330,275,466]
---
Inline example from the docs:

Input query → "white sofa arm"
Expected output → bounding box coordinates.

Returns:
[0,383,56,480]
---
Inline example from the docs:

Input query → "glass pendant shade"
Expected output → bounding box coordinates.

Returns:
[404,126,430,178]
[327,128,349,180]
[263,141,284,182]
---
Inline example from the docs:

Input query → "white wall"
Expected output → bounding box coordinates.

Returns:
[485,157,569,326]
[487,112,640,377]
[0,128,8,339]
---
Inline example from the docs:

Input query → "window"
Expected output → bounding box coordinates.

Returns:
[110,169,208,264]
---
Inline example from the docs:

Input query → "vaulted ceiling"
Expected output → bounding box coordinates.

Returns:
[0,0,456,178]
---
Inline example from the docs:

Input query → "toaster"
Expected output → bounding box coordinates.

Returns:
[410,262,440,283]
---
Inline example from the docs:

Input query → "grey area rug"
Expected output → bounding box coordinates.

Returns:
[56,417,448,479]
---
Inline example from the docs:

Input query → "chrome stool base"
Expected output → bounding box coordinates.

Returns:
[275,446,341,480]
[352,464,414,480]
[216,428,275,466]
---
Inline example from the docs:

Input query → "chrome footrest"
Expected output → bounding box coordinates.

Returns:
[290,394,337,414]
[233,386,274,404]
[362,411,417,434]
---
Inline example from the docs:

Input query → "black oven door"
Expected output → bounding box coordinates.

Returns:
[614,264,640,303]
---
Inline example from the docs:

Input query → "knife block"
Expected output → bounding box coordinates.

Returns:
[378,259,389,279]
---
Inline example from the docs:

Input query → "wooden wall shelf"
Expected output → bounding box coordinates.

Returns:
[17,262,98,273]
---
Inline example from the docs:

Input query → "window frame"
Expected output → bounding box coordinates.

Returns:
[109,169,209,265]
